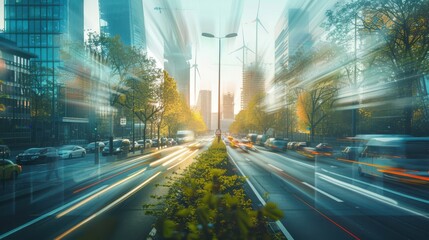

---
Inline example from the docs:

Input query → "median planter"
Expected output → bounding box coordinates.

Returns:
[144,140,284,239]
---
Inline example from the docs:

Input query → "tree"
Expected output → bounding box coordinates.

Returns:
[325,0,429,134]
[246,93,275,134]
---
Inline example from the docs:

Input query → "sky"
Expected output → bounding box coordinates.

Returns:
[0,0,334,114]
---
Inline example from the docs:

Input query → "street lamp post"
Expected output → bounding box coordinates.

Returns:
[202,32,237,142]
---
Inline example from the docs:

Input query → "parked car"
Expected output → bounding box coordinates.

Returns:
[168,138,177,146]
[0,145,11,159]
[16,147,57,164]
[160,137,168,147]
[0,159,22,180]
[137,140,150,149]
[102,139,131,156]
[85,142,105,153]
[264,138,288,152]
[58,145,86,159]
[131,141,141,151]
[151,138,159,148]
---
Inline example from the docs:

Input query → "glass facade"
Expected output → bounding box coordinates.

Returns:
[99,0,147,49]
[0,37,36,144]
[2,0,84,145]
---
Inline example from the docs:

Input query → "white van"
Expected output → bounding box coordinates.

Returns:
[357,137,429,183]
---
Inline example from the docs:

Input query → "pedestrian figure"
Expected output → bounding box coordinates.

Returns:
[46,148,60,181]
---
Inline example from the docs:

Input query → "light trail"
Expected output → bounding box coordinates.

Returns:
[0,186,108,240]
[56,167,147,218]
[302,182,343,202]
[55,172,162,240]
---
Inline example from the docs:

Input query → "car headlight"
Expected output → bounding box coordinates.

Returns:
[116,147,121,151]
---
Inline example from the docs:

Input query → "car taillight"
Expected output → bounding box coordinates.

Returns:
[18,165,22,171]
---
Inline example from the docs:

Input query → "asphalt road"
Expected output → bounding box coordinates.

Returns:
[0,139,212,240]
[228,145,429,240]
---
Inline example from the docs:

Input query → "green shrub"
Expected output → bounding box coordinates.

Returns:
[144,139,284,239]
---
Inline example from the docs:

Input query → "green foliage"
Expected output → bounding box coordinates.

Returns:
[144,140,284,239]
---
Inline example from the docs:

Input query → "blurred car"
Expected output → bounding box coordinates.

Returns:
[238,139,257,152]
[58,145,86,159]
[0,145,11,159]
[85,142,105,153]
[102,139,131,156]
[160,137,168,147]
[265,138,288,152]
[341,146,363,160]
[287,142,295,150]
[315,143,334,156]
[168,138,177,146]
[151,138,159,148]
[137,139,152,149]
[16,147,57,164]
[0,159,22,180]
[294,142,307,150]
[132,141,141,151]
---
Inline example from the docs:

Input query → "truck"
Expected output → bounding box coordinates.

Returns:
[176,130,195,144]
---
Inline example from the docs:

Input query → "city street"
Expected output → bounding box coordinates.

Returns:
[228,145,429,240]
[0,139,211,239]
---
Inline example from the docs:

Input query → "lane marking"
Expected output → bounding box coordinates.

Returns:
[321,168,429,205]
[55,172,162,240]
[268,164,283,172]
[318,173,429,219]
[302,182,343,202]
[228,152,295,240]
[0,186,108,240]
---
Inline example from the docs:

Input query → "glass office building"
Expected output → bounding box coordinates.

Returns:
[2,0,84,144]
[99,0,147,49]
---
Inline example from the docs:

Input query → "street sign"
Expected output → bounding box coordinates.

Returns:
[120,117,126,126]
[215,129,221,136]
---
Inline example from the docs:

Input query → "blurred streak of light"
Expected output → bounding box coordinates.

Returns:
[56,167,148,219]
[0,186,108,240]
[149,148,189,167]
[54,171,162,240]
[377,169,429,184]
[319,173,429,219]
[302,182,344,202]
[318,173,398,204]
[167,149,198,170]
[161,149,191,167]
[73,156,157,194]
[321,168,429,205]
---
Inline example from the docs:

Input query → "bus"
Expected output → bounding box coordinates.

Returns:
[176,130,195,144]
[357,137,429,184]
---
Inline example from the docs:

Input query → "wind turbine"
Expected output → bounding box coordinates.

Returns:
[230,26,255,73]
[253,0,268,65]
[190,46,201,106]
